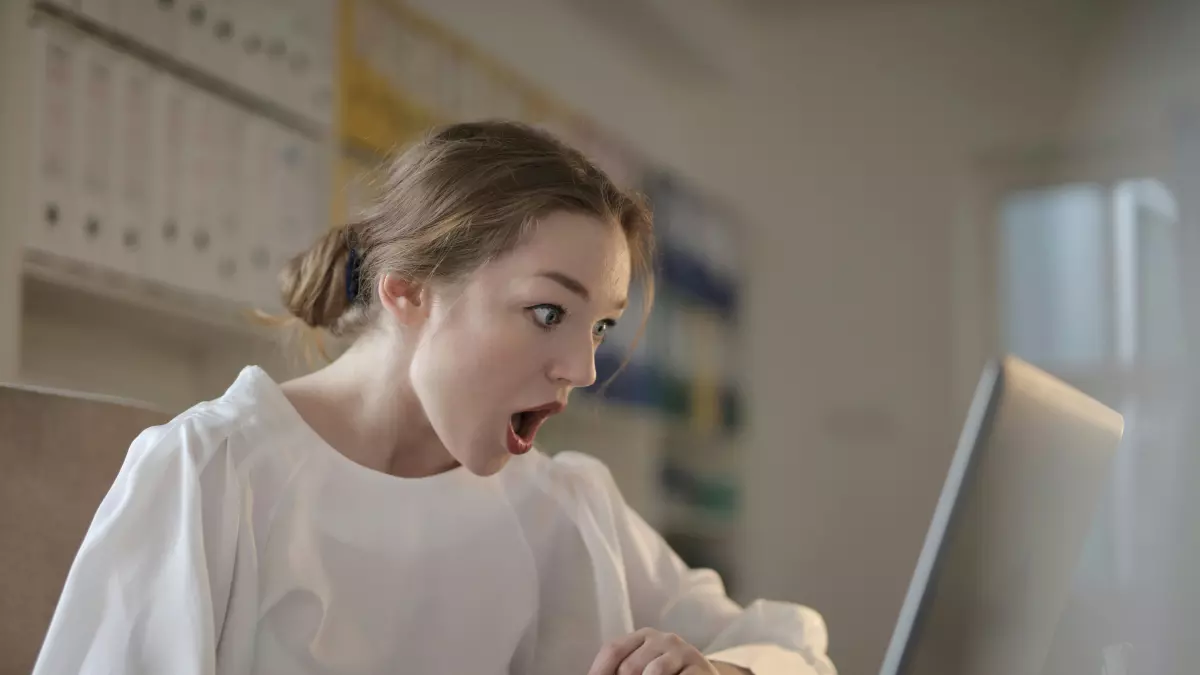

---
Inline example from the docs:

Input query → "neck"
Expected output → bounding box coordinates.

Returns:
[282,335,459,478]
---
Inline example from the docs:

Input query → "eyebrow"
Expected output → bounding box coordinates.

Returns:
[538,270,627,309]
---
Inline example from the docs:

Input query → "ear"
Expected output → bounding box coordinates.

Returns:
[377,272,429,327]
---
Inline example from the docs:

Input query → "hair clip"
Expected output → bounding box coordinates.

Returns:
[345,248,361,303]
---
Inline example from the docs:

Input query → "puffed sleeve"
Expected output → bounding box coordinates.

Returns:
[32,414,243,675]
[554,451,836,675]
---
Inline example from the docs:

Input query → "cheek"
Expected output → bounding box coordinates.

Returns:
[409,305,543,419]
[427,307,537,375]
[408,305,549,468]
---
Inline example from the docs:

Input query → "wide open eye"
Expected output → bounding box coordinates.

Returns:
[529,304,566,329]
[592,319,616,341]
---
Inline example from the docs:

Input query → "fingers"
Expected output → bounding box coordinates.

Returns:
[620,640,677,675]
[588,628,653,675]
[590,629,709,675]
[643,651,686,675]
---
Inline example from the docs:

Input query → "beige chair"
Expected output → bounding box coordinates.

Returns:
[0,383,169,675]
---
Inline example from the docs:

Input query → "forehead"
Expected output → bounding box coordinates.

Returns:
[480,211,631,296]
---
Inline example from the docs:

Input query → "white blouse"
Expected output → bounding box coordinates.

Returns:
[33,366,835,675]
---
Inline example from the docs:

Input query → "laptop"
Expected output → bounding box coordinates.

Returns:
[878,356,1125,675]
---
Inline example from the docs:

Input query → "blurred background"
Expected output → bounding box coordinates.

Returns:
[2,0,1200,673]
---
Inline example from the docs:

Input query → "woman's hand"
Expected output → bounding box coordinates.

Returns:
[586,628,751,675]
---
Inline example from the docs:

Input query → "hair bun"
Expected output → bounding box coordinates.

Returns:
[279,226,354,330]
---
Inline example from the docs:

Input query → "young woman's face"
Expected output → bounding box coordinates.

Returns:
[410,212,632,476]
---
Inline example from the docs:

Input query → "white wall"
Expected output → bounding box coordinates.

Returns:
[406,2,1102,673]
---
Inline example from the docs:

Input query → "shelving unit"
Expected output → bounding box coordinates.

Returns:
[0,0,335,406]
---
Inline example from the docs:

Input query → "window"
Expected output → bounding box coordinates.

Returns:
[1001,182,1113,373]
[999,178,1185,670]
[1000,178,1184,588]
[998,176,1185,667]
[1000,178,1183,391]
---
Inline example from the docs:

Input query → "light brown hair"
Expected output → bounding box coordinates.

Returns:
[279,120,655,346]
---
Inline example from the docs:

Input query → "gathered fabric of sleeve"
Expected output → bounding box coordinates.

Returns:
[553,452,837,675]
[32,413,244,675]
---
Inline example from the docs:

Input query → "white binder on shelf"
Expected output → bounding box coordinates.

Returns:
[74,37,120,272]
[232,0,272,104]
[267,0,303,115]
[266,130,326,307]
[243,117,284,309]
[111,53,156,280]
[210,99,251,304]
[274,129,309,263]
[27,24,81,262]
[277,0,312,119]
[277,0,314,118]
[147,73,188,289]
[295,137,328,246]
[177,85,220,296]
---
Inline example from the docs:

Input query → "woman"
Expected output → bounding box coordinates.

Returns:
[33,122,835,675]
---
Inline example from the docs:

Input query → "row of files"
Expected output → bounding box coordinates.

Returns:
[27,21,330,310]
[40,0,335,127]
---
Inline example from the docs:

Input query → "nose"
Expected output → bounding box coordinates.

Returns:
[548,337,598,389]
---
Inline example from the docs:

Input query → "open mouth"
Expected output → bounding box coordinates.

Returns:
[506,402,564,455]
